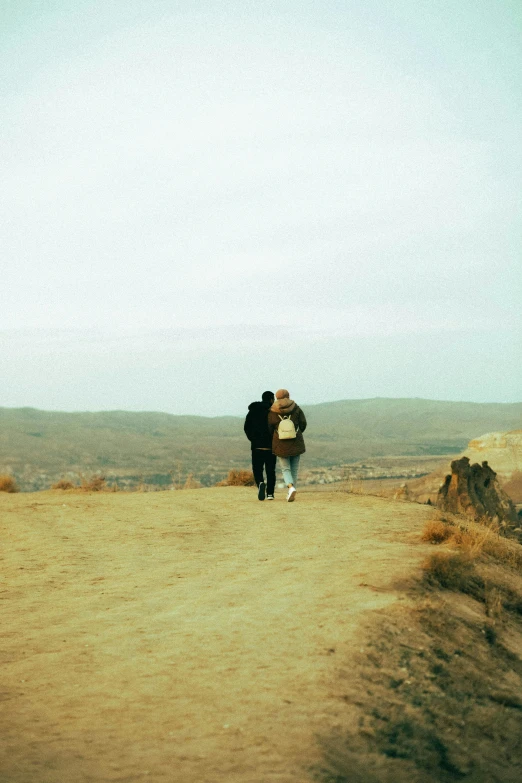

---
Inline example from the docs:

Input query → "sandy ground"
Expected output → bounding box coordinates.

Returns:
[1,487,434,783]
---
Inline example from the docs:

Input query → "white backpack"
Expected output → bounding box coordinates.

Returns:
[278,414,297,440]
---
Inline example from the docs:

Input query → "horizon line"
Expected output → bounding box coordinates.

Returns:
[1,396,521,419]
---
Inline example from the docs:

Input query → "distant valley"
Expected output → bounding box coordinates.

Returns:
[2,398,521,491]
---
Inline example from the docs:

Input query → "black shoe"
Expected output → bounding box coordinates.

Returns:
[258,481,266,501]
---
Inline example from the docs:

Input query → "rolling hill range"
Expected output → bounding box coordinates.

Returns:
[1,398,521,491]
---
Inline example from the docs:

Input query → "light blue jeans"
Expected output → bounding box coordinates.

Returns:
[279,455,300,487]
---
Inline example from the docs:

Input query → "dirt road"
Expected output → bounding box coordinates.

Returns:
[1,487,433,782]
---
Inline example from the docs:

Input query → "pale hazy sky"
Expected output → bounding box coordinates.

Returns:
[1,0,521,415]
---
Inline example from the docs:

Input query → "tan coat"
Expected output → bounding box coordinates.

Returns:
[268,398,307,458]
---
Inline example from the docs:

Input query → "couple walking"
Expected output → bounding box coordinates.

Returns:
[244,389,307,502]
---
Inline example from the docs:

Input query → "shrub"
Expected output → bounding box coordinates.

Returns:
[183,473,202,489]
[421,516,502,558]
[0,474,19,493]
[422,551,484,599]
[80,475,107,492]
[51,478,76,490]
[216,469,255,487]
[421,519,452,544]
[483,538,522,569]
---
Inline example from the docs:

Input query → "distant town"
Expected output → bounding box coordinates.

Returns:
[298,455,448,488]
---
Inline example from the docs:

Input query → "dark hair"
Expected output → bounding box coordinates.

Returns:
[262,390,274,403]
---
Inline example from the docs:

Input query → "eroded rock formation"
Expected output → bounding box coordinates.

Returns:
[437,457,518,529]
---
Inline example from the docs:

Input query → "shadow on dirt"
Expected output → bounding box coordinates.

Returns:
[312,521,522,783]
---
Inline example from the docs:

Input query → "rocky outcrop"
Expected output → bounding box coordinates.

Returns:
[437,457,518,529]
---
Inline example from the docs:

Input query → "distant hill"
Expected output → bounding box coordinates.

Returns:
[1,398,521,490]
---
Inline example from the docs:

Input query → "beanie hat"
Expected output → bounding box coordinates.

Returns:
[275,389,289,399]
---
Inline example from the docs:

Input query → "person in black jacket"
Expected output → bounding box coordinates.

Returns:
[244,390,276,501]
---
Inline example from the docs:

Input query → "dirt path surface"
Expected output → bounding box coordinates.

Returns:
[1,487,433,782]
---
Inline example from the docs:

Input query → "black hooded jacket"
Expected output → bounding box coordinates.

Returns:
[244,401,272,450]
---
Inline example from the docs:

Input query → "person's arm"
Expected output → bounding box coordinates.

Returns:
[267,411,276,436]
[244,412,253,440]
[298,407,307,433]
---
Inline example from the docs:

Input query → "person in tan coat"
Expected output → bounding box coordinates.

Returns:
[268,389,307,502]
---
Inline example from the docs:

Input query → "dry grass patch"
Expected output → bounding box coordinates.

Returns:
[51,478,77,490]
[182,473,202,489]
[51,475,120,492]
[0,474,19,493]
[80,475,108,492]
[421,514,522,568]
[421,514,522,642]
[450,520,503,558]
[216,469,255,487]
[420,519,452,544]
[481,537,522,570]
[422,551,485,600]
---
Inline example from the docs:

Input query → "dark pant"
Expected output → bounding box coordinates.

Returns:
[251,449,276,495]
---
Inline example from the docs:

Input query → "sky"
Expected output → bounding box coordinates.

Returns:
[1,0,521,415]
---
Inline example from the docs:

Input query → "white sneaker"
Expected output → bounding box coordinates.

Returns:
[287,486,296,502]
[267,494,274,500]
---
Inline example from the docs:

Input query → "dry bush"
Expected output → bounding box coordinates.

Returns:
[421,516,507,560]
[216,469,255,487]
[484,538,522,569]
[458,523,522,568]
[0,474,19,493]
[80,475,107,492]
[421,519,453,544]
[422,551,485,600]
[451,525,496,557]
[167,467,202,490]
[183,473,202,489]
[51,478,77,490]
[422,515,522,625]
